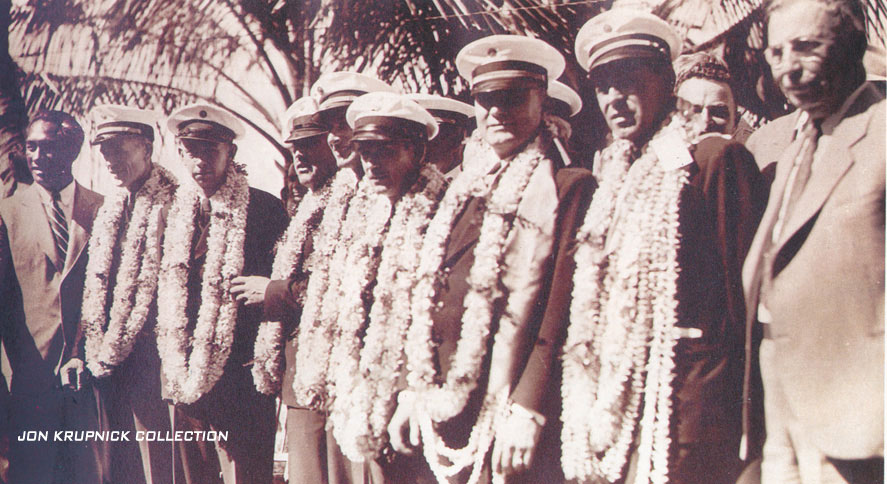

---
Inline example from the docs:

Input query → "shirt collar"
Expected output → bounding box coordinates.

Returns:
[795,82,873,139]
[36,180,75,212]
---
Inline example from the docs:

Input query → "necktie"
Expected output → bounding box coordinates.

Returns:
[772,119,821,243]
[759,118,821,317]
[49,191,68,264]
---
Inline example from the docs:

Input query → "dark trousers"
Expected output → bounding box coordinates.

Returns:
[96,338,177,484]
[7,386,104,484]
[169,389,274,484]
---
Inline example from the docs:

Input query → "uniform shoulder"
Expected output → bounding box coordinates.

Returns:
[554,166,596,199]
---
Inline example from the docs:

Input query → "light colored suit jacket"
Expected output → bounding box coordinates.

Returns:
[743,83,885,459]
[0,181,103,395]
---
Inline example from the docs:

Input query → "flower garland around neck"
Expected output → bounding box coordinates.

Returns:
[290,168,359,409]
[328,164,448,462]
[406,125,553,482]
[81,165,177,379]
[252,180,334,395]
[560,111,695,484]
[155,162,250,404]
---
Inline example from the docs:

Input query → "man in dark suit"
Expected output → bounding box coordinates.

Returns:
[557,10,766,484]
[155,103,288,484]
[742,1,884,482]
[0,110,104,484]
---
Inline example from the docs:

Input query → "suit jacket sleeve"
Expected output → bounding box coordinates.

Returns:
[511,168,597,414]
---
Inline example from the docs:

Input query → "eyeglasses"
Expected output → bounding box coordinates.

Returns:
[763,37,835,68]
[676,98,732,122]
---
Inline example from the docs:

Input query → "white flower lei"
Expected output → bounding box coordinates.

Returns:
[561,112,694,483]
[81,166,177,378]
[290,169,359,409]
[406,127,553,481]
[328,164,448,462]
[155,162,250,404]
[251,181,333,395]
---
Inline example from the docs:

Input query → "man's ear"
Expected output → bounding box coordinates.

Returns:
[228,143,238,162]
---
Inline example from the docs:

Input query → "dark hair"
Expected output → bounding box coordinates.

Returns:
[764,0,868,63]
[29,110,85,161]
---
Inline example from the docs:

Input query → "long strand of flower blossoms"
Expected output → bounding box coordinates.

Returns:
[329,164,447,462]
[252,182,332,394]
[290,169,359,409]
[155,162,250,404]
[406,128,552,481]
[561,113,693,483]
[82,166,177,378]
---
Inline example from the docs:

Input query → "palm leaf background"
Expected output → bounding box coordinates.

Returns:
[4,0,886,190]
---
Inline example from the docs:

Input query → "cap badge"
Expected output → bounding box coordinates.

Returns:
[199,110,207,118]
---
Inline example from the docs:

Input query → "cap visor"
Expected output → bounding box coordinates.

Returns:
[286,129,328,143]
[471,77,545,95]
[351,131,395,142]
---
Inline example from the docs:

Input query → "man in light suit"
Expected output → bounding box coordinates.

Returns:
[742,1,885,483]
[0,110,104,484]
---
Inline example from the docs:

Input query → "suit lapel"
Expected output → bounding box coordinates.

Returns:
[62,183,97,278]
[773,91,876,251]
[20,185,65,271]
[742,112,803,301]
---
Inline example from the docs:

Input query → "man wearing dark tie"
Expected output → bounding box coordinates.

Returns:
[0,110,104,484]
[742,0,884,482]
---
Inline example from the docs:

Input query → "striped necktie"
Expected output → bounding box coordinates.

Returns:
[49,190,68,264]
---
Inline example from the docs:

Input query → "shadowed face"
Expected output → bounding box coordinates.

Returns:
[766,2,848,119]
[177,138,235,196]
[355,139,422,199]
[99,135,153,189]
[326,115,356,167]
[676,77,737,135]
[289,134,337,191]
[593,60,672,144]
[26,120,79,191]
[475,87,545,159]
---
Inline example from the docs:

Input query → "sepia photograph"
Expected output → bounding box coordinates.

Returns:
[0,0,884,483]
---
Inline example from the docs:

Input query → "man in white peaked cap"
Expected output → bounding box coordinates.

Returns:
[405,93,474,179]
[557,9,766,484]
[387,35,596,484]
[83,104,178,484]
[156,103,288,484]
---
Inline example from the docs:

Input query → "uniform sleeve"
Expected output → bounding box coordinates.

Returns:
[263,276,307,330]
[511,169,596,414]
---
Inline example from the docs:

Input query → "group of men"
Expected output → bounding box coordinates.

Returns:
[0,0,882,484]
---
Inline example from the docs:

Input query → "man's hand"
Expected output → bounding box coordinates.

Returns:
[59,358,87,392]
[230,276,271,306]
[491,402,544,476]
[387,391,420,455]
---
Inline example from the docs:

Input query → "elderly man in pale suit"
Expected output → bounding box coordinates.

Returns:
[0,110,104,484]
[742,1,884,483]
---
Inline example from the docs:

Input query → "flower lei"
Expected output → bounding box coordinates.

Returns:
[81,166,177,379]
[251,181,333,395]
[155,162,250,404]
[560,112,694,484]
[290,169,359,409]
[406,126,553,482]
[328,164,447,462]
